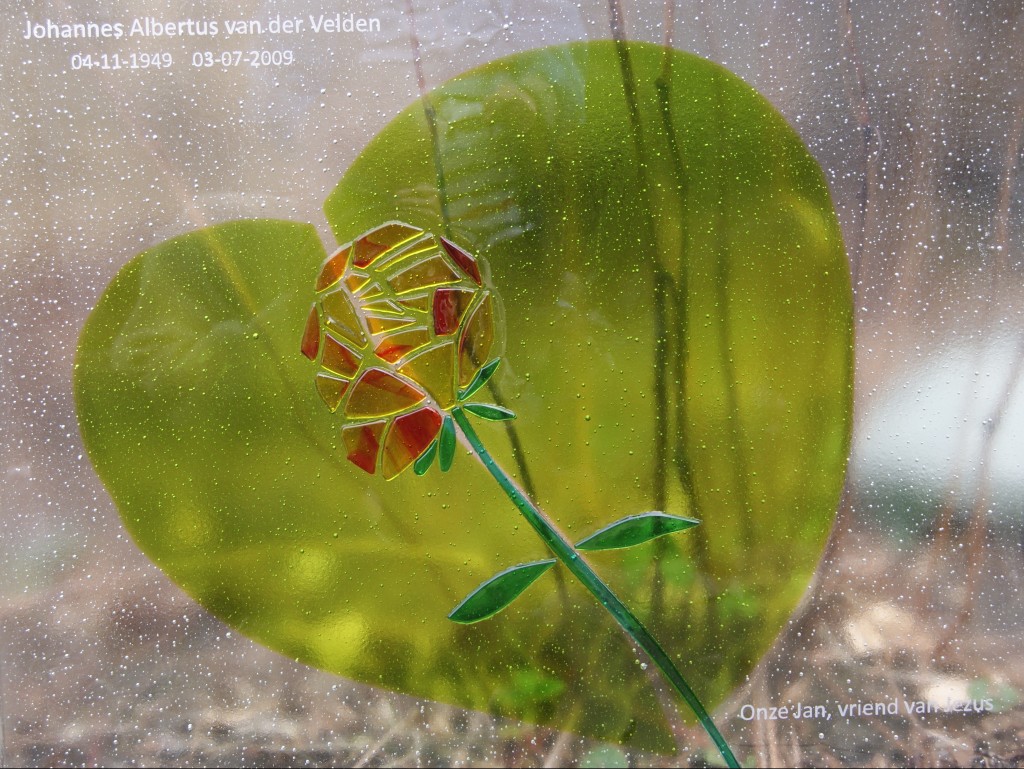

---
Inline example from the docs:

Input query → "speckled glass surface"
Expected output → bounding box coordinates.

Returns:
[3,2,1023,767]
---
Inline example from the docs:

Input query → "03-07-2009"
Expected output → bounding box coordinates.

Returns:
[191,50,295,67]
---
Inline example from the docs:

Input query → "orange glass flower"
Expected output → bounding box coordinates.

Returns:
[301,222,495,479]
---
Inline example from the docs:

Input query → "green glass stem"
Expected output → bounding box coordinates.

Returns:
[450,407,740,769]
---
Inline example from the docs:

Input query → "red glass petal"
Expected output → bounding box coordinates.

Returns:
[354,222,423,269]
[343,421,385,474]
[439,237,482,285]
[382,407,443,479]
[375,341,414,364]
[433,287,475,337]
[300,305,320,360]
[433,287,460,335]
[374,328,430,363]
[353,238,389,268]
[317,246,350,291]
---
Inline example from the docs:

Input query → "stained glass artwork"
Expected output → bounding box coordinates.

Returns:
[6,0,1022,762]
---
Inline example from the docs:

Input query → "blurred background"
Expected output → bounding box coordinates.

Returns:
[1,0,1022,766]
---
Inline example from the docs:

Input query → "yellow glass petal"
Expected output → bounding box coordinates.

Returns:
[398,342,457,409]
[457,294,494,387]
[321,288,367,347]
[358,283,384,300]
[365,315,415,335]
[315,373,349,412]
[345,273,367,293]
[321,334,361,377]
[379,240,437,274]
[362,299,406,316]
[388,256,461,295]
[345,369,425,418]
[398,294,431,313]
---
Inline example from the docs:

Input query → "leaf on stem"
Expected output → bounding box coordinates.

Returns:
[463,403,516,421]
[458,358,501,401]
[576,512,700,552]
[413,438,439,475]
[448,559,556,623]
[438,414,456,472]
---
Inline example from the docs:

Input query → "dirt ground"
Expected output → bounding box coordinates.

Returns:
[3,499,1021,768]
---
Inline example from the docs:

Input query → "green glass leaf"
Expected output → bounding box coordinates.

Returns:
[448,559,556,624]
[463,403,516,421]
[576,512,699,552]
[438,414,456,472]
[413,439,439,476]
[459,357,501,400]
[77,41,852,754]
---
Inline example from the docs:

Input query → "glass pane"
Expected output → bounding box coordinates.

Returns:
[2,1,1021,767]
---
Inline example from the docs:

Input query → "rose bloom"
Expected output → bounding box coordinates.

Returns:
[302,222,494,479]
